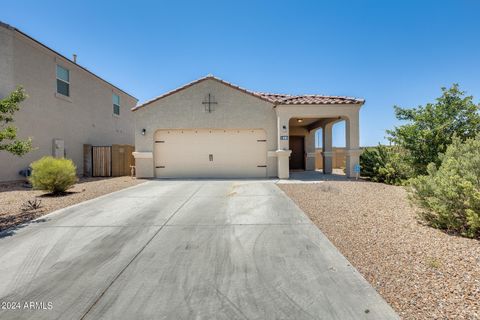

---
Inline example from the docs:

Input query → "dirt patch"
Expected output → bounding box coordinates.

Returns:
[0,177,146,232]
[279,181,480,320]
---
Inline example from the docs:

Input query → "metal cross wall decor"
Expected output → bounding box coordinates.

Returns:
[202,93,217,113]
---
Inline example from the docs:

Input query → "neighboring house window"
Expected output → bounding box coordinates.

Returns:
[56,65,70,96]
[113,93,120,115]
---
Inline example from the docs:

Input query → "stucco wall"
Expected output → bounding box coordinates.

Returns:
[134,79,278,177]
[0,25,137,181]
[0,26,14,95]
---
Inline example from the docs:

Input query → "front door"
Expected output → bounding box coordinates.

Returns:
[289,136,305,170]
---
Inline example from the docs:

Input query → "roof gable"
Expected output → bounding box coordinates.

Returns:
[132,75,273,111]
[133,75,365,111]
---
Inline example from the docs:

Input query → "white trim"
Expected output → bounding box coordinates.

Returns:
[268,150,293,157]
[275,149,292,157]
[56,64,70,97]
[112,93,121,115]
[133,152,153,159]
[54,92,72,103]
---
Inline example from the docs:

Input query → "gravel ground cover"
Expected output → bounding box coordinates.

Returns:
[279,181,480,320]
[0,177,146,232]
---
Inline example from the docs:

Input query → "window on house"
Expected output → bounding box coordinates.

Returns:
[113,93,120,115]
[56,65,70,96]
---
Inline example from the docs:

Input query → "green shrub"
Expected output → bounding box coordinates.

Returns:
[360,145,413,185]
[29,156,77,194]
[387,84,480,176]
[409,136,480,238]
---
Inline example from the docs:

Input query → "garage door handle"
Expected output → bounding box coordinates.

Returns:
[156,166,165,168]
[209,154,213,161]
[257,165,267,167]
[155,141,165,143]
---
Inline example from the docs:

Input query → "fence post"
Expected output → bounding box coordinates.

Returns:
[83,144,92,177]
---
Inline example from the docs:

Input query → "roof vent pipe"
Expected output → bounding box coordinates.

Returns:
[73,54,77,63]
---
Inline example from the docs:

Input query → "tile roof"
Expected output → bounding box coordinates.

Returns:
[133,75,364,111]
[257,93,365,105]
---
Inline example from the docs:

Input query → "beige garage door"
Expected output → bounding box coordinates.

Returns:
[154,129,267,178]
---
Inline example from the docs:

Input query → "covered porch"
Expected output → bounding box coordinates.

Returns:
[274,102,363,179]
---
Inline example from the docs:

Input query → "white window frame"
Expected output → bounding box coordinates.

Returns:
[56,65,70,97]
[113,93,120,116]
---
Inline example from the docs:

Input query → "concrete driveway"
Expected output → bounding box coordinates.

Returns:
[0,180,398,319]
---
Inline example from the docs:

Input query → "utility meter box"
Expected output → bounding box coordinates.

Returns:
[52,139,65,158]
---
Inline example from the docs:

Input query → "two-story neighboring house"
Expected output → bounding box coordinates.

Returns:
[0,22,138,181]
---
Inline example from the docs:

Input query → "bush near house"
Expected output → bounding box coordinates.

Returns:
[29,157,77,194]
[409,136,480,238]
[360,145,413,185]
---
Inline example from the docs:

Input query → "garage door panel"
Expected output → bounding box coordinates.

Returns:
[154,129,267,178]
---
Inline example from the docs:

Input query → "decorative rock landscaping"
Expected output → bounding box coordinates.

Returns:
[280,181,480,320]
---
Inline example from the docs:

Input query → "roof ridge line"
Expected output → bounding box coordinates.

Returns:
[1,20,137,100]
[133,75,274,110]
[133,76,365,111]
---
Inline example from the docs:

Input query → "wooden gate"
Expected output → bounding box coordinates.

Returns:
[111,145,135,177]
[92,146,112,177]
[85,144,134,177]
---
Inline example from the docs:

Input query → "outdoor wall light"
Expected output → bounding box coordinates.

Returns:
[297,118,304,123]
[141,128,146,135]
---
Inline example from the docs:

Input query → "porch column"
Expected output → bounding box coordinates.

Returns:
[305,129,316,170]
[276,114,291,179]
[321,122,333,174]
[345,112,361,178]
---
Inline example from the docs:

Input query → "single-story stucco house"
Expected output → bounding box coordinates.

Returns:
[0,22,137,181]
[132,76,364,179]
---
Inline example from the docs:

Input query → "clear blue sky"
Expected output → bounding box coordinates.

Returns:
[2,0,479,147]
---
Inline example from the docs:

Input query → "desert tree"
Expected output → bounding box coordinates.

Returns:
[0,86,33,156]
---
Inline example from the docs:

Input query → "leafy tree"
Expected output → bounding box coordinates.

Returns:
[0,86,33,156]
[409,136,480,238]
[387,84,480,175]
[360,145,413,185]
